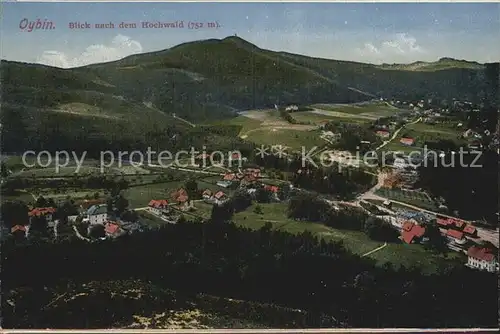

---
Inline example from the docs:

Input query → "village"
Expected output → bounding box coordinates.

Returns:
[6,156,499,274]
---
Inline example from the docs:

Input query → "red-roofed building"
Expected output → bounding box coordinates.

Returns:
[467,247,498,272]
[105,222,124,237]
[400,221,426,244]
[29,207,56,223]
[223,173,237,181]
[453,219,465,229]
[376,130,390,138]
[147,199,170,215]
[214,191,228,205]
[436,218,452,227]
[11,225,27,238]
[264,185,279,193]
[446,229,466,244]
[400,137,415,146]
[463,224,477,237]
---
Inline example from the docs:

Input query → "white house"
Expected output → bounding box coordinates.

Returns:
[467,247,499,273]
[84,204,108,225]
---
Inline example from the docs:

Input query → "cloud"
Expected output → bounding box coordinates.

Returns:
[357,33,425,63]
[36,34,142,68]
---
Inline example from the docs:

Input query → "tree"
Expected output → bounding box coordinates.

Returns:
[88,224,105,239]
[364,217,399,242]
[230,189,252,212]
[115,195,129,216]
[423,223,448,253]
[0,201,29,228]
[254,204,263,215]
[255,187,272,203]
[35,196,48,208]
[121,210,139,222]
[185,178,198,202]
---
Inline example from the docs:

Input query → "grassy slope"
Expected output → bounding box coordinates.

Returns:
[232,203,463,273]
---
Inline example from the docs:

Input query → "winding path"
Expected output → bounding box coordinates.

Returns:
[361,242,388,257]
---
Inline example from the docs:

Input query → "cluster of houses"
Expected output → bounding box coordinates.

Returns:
[381,208,498,273]
[10,206,57,239]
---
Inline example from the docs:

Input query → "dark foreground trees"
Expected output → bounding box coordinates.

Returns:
[1,217,497,329]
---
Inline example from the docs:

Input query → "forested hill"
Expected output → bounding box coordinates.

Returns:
[1,36,497,153]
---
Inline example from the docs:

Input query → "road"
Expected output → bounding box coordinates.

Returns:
[375,117,422,151]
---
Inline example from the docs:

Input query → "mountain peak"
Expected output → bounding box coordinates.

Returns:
[222,35,258,49]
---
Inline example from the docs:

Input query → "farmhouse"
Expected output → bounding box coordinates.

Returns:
[104,221,125,238]
[399,137,415,146]
[446,229,466,245]
[11,225,28,238]
[400,221,426,244]
[376,130,390,138]
[147,199,170,215]
[29,207,56,222]
[213,191,229,205]
[467,246,499,272]
[171,188,189,207]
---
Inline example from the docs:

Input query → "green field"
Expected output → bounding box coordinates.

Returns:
[244,128,324,151]
[124,181,186,208]
[375,188,438,211]
[231,203,458,272]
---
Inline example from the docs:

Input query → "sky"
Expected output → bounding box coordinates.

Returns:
[2,2,499,68]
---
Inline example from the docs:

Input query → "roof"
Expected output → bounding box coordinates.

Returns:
[463,224,477,234]
[446,229,464,240]
[437,218,452,226]
[264,185,279,193]
[80,199,105,209]
[202,189,213,196]
[400,137,415,145]
[29,207,56,217]
[400,222,426,244]
[214,191,226,200]
[172,188,188,202]
[11,225,27,233]
[467,247,496,262]
[105,222,120,234]
[223,173,237,181]
[87,204,108,216]
[376,130,390,135]
[148,199,168,208]
[453,220,465,229]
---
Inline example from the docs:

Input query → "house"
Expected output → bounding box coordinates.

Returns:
[285,105,299,112]
[202,189,213,199]
[436,218,453,227]
[83,204,108,225]
[11,225,27,238]
[463,224,478,237]
[376,130,390,138]
[400,137,415,146]
[29,207,56,222]
[467,247,499,272]
[147,199,169,215]
[446,229,466,244]
[80,199,105,210]
[213,191,228,205]
[400,221,426,244]
[104,221,124,238]
[171,188,189,206]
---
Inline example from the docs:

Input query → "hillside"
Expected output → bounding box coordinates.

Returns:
[1,36,495,154]
[378,57,484,71]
